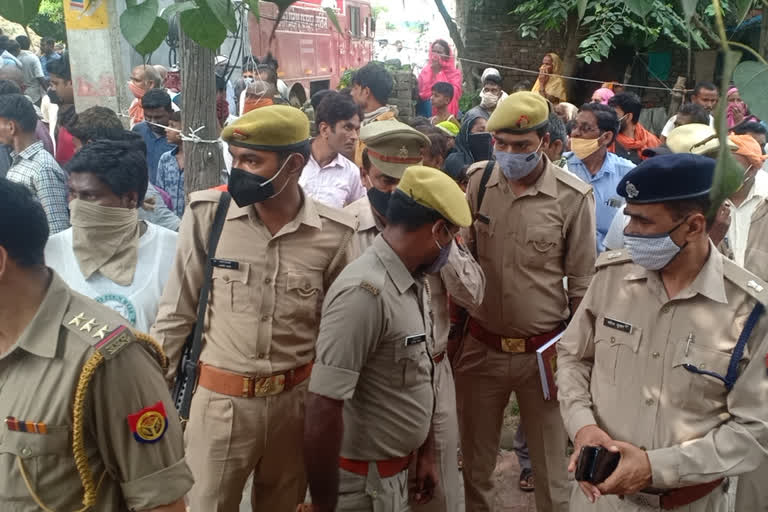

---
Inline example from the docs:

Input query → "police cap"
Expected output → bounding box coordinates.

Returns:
[221,104,310,152]
[360,119,430,179]
[487,91,549,133]
[617,153,715,204]
[397,165,472,227]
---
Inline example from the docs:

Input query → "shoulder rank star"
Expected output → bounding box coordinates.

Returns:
[127,401,168,444]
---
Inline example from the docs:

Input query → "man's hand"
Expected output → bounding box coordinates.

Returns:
[410,448,438,505]
[596,441,652,496]
[568,424,616,503]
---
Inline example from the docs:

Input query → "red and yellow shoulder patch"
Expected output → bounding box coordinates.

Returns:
[127,401,168,444]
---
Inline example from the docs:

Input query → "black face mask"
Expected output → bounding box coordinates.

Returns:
[367,187,392,217]
[468,132,493,162]
[47,89,62,105]
[227,163,288,207]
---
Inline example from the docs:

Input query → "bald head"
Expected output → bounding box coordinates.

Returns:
[0,66,24,90]
[131,65,162,91]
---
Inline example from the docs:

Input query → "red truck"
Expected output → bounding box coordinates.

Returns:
[248,0,375,105]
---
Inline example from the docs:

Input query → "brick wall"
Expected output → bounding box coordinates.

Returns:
[455,0,695,109]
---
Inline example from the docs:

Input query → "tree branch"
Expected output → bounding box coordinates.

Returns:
[692,13,721,48]
[433,0,465,57]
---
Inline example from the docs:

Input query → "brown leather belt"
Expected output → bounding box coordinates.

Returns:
[198,361,313,398]
[469,319,562,353]
[339,454,413,478]
[433,351,446,364]
[626,479,725,509]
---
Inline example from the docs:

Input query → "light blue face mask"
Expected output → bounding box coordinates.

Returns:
[623,220,687,271]
[494,140,543,181]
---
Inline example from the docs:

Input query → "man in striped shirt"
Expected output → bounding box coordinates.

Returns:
[1,93,68,233]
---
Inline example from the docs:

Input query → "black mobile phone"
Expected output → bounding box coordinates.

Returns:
[575,446,621,484]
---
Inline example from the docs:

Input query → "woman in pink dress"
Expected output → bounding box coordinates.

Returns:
[418,39,463,117]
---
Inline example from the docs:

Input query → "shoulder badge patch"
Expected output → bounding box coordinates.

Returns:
[596,249,633,269]
[127,401,168,443]
[95,325,135,359]
[359,281,380,296]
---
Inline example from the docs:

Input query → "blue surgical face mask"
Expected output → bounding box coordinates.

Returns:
[425,225,453,274]
[623,220,687,271]
[494,140,543,181]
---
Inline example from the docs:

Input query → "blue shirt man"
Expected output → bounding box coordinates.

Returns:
[39,38,61,79]
[566,103,635,253]
[131,88,174,185]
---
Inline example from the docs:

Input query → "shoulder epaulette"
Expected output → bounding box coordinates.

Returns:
[92,325,136,359]
[466,161,490,179]
[553,166,593,196]
[188,188,225,207]
[314,200,359,231]
[359,281,381,296]
[64,309,130,351]
[723,258,768,306]
[596,249,634,269]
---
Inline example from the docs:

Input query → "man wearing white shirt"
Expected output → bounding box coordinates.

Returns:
[660,82,718,142]
[299,91,366,209]
[44,140,177,333]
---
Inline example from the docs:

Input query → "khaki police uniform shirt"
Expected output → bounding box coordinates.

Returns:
[463,158,596,338]
[344,196,486,356]
[309,235,435,460]
[0,271,192,511]
[742,198,768,282]
[557,246,768,488]
[151,189,356,380]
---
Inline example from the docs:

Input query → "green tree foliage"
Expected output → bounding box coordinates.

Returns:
[513,0,712,63]
[30,0,67,43]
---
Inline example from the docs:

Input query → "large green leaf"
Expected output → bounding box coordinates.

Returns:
[0,0,42,26]
[204,0,238,33]
[576,0,588,20]
[245,0,260,21]
[622,0,653,17]
[120,0,164,55]
[160,1,197,20]
[710,49,745,213]
[180,3,227,49]
[733,60,768,122]
[681,0,699,21]
[732,0,754,26]
[324,7,342,34]
[135,16,169,55]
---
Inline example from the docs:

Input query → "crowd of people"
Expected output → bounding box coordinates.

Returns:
[2,31,768,512]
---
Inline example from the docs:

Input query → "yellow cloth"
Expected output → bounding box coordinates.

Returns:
[531,53,568,103]
[729,133,768,170]
[71,199,140,286]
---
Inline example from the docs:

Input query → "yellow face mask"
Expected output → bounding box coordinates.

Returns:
[570,137,601,160]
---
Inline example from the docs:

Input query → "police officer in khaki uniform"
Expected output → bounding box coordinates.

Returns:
[304,166,473,512]
[0,179,192,511]
[346,120,485,512]
[558,154,768,512]
[151,105,357,511]
[456,91,596,512]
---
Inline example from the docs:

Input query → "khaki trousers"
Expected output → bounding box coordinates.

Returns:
[568,481,729,512]
[454,334,570,512]
[412,357,464,512]
[337,465,410,512]
[185,381,309,511]
[736,460,768,511]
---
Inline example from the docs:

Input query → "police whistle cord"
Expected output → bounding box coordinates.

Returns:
[458,57,692,93]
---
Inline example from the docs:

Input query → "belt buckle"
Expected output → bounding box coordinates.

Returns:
[500,337,526,353]
[625,491,662,509]
[251,374,286,397]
